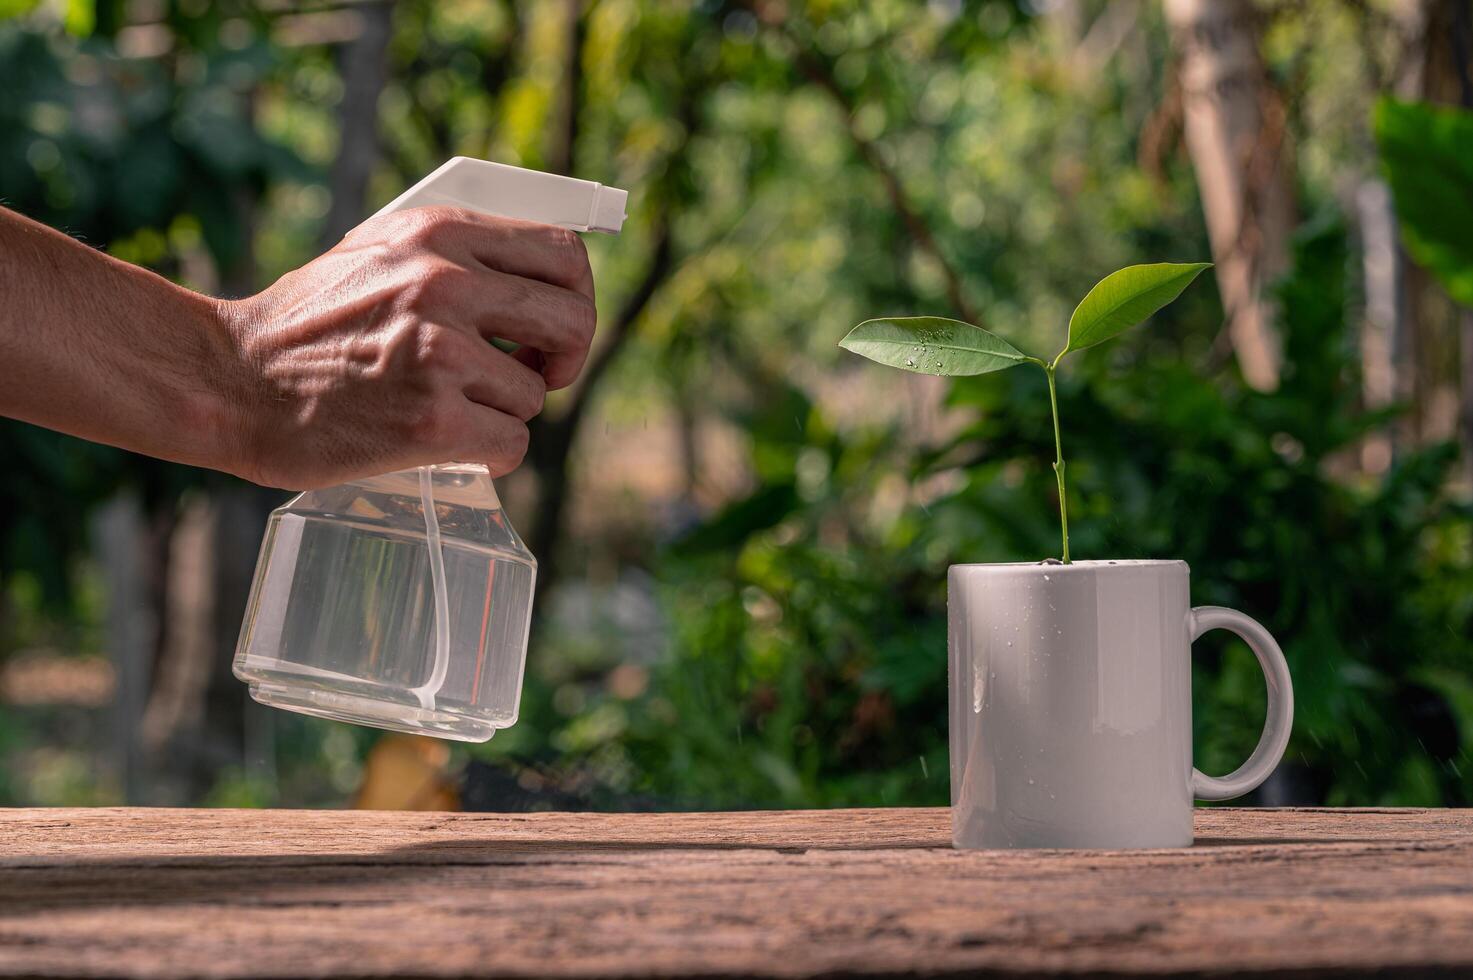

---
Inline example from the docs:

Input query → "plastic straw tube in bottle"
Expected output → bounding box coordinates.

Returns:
[381,159,628,712]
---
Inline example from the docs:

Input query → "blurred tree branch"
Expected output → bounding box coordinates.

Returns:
[524,63,705,596]
[548,0,587,177]
[800,56,980,328]
[1070,0,1142,82]
[743,3,981,327]
[525,217,675,577]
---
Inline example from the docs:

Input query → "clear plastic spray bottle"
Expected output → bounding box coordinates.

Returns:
[232,159,628,742]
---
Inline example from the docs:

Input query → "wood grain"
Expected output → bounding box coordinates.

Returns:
[2,807,1471,978]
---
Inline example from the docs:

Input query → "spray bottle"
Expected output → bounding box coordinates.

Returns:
[232,159,628,742]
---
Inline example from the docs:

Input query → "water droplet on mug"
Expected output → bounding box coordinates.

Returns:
[1043,574,1051,581]
[1027,778,1035,786]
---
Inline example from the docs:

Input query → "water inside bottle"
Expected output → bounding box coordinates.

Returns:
[233,464,536,742]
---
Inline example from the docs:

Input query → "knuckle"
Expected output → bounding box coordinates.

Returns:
[382,319,451,375]
[393,206,462,250]
[516,372,547,420]
[572,293,597,343]
[553,224,583,256]
[399,260,459,315]
[488,421,530,470]
[506,422,531,461]
[413,323,462,372]
[551,293,596,350]
[510,421,530,454]
[553,226,587,264]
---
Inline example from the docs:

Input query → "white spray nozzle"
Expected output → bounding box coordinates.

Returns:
[371,157,628,234]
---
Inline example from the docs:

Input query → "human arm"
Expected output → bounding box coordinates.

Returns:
[0,204,595,488]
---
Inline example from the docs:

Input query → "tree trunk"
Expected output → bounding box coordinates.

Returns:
[130,485,280,803]
[548,0,585,177]
[1356,179,1399,473]
[1385,0,1473,452]
[1163,0,1295,391]
[520,28,697,600]
[320,0,396,247]
[140,493,217,799]
[1414,0,1472,464]
[94,495,162,804]
[210,486,282,795]
[525,224,676,600]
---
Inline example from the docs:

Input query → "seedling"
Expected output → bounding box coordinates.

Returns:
[839,263,1211,563]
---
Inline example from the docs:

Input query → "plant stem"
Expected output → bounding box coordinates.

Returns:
[1044,364,1070,563]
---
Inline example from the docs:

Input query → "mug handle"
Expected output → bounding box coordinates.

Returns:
[1189,605,1295,801]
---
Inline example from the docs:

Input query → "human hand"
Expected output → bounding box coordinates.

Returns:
[219,207,595,489]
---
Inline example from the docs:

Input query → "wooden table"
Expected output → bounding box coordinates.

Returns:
[3,807,1471,978]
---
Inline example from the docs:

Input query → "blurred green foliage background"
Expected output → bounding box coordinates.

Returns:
[0,0,1470,810]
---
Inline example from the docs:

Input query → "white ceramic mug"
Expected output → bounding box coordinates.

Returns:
[948,559,1293,849]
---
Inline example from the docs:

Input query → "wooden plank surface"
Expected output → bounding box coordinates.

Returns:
[2,807,1471,978]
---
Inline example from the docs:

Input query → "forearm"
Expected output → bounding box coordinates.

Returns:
[0,206,245,475]
[0,205,590,489]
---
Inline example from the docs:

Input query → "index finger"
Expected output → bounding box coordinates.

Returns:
[446,212,595,304]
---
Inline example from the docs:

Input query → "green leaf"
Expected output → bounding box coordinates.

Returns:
[0,0,45,21]
[63,0,94,36]
[1061,262,1211,357]
[1375,98,1473,308]
[838,317,1031,376]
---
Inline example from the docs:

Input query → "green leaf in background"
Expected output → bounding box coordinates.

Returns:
[62,0,93,36]
[839,316,1031,376]
[1061,262,1211,357]
[1375,98,1473,308]
[0,0,44,21]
